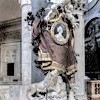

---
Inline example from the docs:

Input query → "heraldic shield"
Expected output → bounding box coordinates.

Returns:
[51,20,70,45]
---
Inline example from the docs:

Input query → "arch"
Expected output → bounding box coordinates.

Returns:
[85,13,100,26]
[85,16,100,80]
[87,0,98,11]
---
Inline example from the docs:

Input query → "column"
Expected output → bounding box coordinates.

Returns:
[74,10,87,99]
[21,0,32,85]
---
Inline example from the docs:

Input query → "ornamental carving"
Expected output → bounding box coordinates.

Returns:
[27,0,86,99]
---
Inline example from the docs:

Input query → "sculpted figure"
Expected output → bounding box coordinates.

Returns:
[27,70,67,100]
[45,0,79,28]
[27,0,79,100]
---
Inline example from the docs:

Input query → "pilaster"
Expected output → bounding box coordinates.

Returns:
[74,5,87,100]
[21,0,32,85]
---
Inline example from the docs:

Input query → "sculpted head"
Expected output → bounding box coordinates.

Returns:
[44,0,66,21]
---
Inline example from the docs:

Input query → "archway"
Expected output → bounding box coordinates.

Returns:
[85,17,100,79]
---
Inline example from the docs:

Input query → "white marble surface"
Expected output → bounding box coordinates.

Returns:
[74,11,87,100]
[21,0,32,85]
[27,70,68,100]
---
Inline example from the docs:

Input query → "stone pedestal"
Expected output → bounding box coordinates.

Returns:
[27,70,68,100]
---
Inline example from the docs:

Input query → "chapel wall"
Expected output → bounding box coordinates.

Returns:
[0,18,21,84]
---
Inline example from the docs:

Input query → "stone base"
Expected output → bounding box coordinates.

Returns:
[0,85,29,100]
[27,70,68,100]
[0,84,67,100]
[0,85,20,100]
[0,85,88,100]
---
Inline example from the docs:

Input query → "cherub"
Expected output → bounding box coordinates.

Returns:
[44,0,65,21]
[44,0,79,28]
[64,0,79,28]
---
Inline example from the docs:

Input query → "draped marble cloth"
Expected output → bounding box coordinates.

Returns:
[32,18,77,76]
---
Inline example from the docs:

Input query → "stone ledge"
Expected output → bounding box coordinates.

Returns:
[75,94,87,100]
[0,81,22,85]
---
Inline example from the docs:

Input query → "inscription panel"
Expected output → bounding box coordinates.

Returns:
[1,42,21,82]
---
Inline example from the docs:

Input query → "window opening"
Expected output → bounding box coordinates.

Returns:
[7,63,14,76]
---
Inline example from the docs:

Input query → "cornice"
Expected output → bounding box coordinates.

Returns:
[0,18,21,31]
[0,29,21,43]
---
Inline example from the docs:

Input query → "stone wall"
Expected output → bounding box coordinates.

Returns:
[0,18,21,84]
[0,0,21,22]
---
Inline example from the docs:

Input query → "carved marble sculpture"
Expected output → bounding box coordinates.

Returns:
[27,70,67,100]
[27,0,81,100]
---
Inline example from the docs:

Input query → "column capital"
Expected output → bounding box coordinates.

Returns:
[19,0,31,6]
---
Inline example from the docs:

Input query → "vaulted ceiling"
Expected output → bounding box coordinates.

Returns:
[0,0,21,22]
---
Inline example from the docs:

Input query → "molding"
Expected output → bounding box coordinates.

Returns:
[0,18,21,31]
[0,29,21,44]
[87,0,98,11]
[85,13,100,25]
[0,18,21,43]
